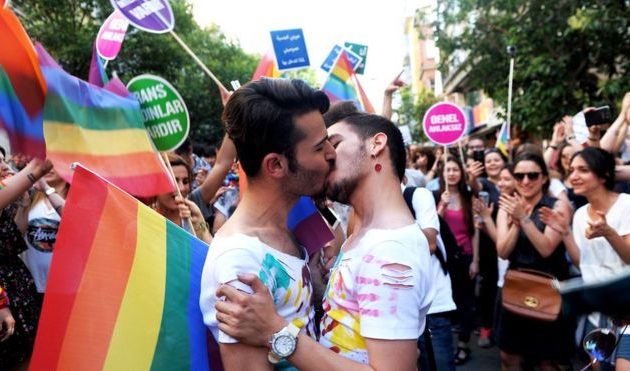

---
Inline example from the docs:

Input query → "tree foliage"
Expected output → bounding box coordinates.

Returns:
[13,0,258,145]
[435,0,630,133]
[395,86,439,143]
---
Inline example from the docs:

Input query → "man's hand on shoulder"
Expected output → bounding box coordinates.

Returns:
[216,274,287,347]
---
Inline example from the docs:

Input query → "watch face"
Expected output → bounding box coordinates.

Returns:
[273,334,297,358]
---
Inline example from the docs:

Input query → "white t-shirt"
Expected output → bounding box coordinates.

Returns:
[319,224,435,364]
[549,178,567,198]
[22,199,60,293]
[573,193,630,327]
[408,187,456,314]
[573,194,630,282]
[200,234,316,344]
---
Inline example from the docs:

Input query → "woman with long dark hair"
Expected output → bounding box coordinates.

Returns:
[496,152,575,370]
[437,156,479,365]
[541,147,630,370]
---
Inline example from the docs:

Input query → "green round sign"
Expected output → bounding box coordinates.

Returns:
[127,74,190,151]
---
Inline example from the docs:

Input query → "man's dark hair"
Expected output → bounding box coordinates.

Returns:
[323,100,360,127]
[334,113,406,181]
[572,147,616,190]
[222,78,329,177]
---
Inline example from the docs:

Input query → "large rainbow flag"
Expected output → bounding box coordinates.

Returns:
[36,44,175,197]
[0,6,47,158]
[30,165,211,371]
[321,50,374,113]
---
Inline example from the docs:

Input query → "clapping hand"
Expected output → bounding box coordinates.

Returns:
[499,193,528,221]
[585,210,613,239]
[539,206,570,236]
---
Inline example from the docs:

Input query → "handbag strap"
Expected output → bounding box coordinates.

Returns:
[515,268,555,279]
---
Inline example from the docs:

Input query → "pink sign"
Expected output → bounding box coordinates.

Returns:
[96,10,129,61]
[422,102,468,145]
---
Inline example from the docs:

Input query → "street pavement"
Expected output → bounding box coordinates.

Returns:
[455,333,501,371]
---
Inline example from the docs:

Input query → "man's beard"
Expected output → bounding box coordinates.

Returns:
[325,174,359,205]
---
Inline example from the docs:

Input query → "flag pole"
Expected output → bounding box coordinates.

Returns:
[506,45,516,162]
[168,30,229,93]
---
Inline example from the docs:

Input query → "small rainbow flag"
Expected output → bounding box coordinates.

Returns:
[495,120,510,157]
[251,51,281,81]
[30,165,211,371]
[36,44,175,197]
[288,196,335,257]
[321,50,374,113]
[0,6,47,158]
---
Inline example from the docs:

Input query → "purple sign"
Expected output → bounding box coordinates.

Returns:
[422,102,467,145]
[110,0,174,34]
[96,10,129,60]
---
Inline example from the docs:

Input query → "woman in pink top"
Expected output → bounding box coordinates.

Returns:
[437,156,479,365]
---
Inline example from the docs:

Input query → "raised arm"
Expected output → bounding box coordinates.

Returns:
[381,72,404,120]
[496,207,520,259]
[197,135,237,204]
[0,158,51,210]
[600,92,630,153]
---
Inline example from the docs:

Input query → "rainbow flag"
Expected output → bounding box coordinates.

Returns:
[30,165,211,371]
[88,43,109,88]
[353,74,375,113]
[36,44,175,197]
[288,196,334,257]
[0,6,47,158]
[495,120,510,157]
[251,51,280,81]
[321,50,374,112]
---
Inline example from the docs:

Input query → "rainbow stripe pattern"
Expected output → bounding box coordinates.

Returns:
[30,165,211,371]
[36,44,175,197]
[251,50,281,81]
[321,50,374,113]
[0,7,47,158]
[495,120,510,157]
[88,43,110,88]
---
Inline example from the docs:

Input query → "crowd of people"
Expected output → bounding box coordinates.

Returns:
[0,77,629,371]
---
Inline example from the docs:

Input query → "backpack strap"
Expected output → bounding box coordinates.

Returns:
[404,187,448,275]
[403,186,417,219]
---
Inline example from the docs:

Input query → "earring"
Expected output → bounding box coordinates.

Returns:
[375,163,382,172]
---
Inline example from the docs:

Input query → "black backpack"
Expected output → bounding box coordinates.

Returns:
[402,187,464,280]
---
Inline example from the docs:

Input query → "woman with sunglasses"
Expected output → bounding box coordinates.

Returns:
[496,152,575,370]
[437,156,479,365]
[541,147,630,370]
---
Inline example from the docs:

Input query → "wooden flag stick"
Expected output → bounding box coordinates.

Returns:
[168,30,229,93]
[160,152,196,237]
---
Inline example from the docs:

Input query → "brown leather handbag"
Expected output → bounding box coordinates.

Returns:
[502,269,561,322]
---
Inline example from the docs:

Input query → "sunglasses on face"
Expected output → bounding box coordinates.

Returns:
[513,172,542,181]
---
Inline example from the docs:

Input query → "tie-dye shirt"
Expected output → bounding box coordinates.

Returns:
[319,224,435,364]
[200,233,315,345]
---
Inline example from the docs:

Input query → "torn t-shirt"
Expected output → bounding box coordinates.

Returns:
[319,224,435,364]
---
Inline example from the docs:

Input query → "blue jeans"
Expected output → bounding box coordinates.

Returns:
[418,313,456,371]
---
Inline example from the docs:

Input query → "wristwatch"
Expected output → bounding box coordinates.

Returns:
[267,322,300,364]
[45,187,56,196]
